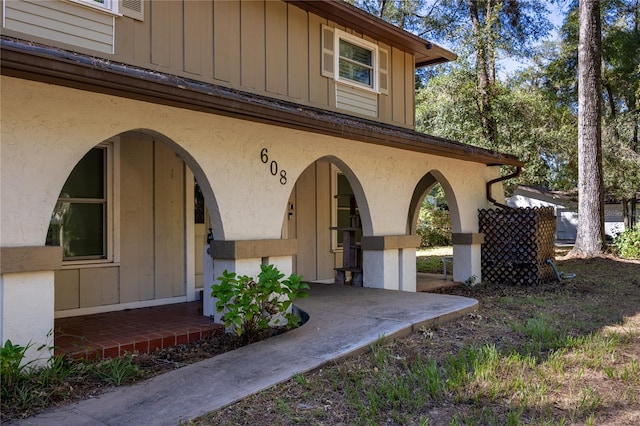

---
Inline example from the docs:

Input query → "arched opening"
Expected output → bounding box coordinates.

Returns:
[282,156,370,285]
[46,130,221,317]
[408,171,461,290]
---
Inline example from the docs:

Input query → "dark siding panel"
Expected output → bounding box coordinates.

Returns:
[213,0,241,84]
[265,0,287,95]
[120,136,155,302]
[309,13,329,105]
[153,142,186,299]
[150,0,171,67]
[184,0,213,77]
[287,4,308,100]
[391,47,405,124]
[405,53,414,127]
[241,0,266,90]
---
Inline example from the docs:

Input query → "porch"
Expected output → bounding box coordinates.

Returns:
[53,274,458,360]
[54,302,224,359]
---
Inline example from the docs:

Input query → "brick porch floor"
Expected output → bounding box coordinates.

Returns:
[54,302,224,360]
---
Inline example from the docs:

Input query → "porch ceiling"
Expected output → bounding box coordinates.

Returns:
[0,37,523,168]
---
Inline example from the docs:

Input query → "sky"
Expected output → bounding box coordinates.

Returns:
[499,1,572,77]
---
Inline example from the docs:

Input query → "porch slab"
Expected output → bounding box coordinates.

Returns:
[14,283,477,426]
[54,302,224,359]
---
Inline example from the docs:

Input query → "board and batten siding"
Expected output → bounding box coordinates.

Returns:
[286,160,334,281]
[54,135,186,312]
[3,0,115,54]
[3,0,416,127]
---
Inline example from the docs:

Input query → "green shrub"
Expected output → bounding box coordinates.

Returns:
[92,355,141,386]
[1,340,79,420]
[211,264,309,343]
[0,340,34,393]
[416,256,451,274]
[416,186,452,248]
[613,224,640,259]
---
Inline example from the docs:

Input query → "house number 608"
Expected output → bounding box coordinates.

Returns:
[260,148,287,185]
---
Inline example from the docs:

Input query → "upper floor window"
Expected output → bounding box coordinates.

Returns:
[322,26,388,96]
[338,37,374,88]
[73,0,119,13]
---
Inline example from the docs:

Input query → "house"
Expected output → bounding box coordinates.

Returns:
[507,185,626,241]
[0,0,522,364]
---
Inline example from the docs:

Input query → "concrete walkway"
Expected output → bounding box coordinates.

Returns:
[14,283,477,426]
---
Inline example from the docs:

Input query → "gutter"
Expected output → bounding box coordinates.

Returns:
[486,166,522,209]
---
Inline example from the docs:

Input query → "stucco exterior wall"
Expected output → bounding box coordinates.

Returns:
[1,76,503,361]
[1,76,496,249]
[0,272,54,363]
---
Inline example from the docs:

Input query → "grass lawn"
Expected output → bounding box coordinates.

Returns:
[193,252,640,426]
[416,246,453,274]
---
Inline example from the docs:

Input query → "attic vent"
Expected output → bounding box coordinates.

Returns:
[121,0,144,21]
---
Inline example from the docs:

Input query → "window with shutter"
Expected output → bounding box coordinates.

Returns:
[321,27,380,94]
[320,26,383,117]
[75,0,119,13]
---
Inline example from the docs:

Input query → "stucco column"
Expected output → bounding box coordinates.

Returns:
[0,246,61,366]
[203,239,297,321]
[452,233,484,285]
[361,235,420,292]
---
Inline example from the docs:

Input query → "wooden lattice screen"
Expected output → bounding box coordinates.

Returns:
[478,207,556,285]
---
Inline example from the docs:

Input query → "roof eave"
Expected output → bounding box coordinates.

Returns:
[0,37,523,168]
[285,0,456,68]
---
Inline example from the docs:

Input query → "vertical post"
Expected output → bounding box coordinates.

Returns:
[451,233,484,284]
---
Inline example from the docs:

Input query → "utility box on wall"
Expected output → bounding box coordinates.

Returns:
[479,207,556,285]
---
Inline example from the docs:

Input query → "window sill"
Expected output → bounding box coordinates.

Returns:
[336,80,380,95]
[61,261,120,270]
[66,0,123,17]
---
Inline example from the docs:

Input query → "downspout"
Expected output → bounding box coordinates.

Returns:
[486,166,522,209]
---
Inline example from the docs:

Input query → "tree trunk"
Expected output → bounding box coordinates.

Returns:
[467,0,498,147]
[570,0,605,258]
[622,197,630,229]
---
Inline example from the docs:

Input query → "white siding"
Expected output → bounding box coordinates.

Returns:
[336,84,378,118]
[4,0,114,54]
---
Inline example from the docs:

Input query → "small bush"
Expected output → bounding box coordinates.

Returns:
[1,340,81,421]
[211,264,309,343]
[92,355,141,386]
[613,224,640,259]
[416,191,451,248]
[0,340,34,393]
[416,256,451,274]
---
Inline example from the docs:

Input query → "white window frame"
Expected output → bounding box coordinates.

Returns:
[68,0,121,15]
[334,29,379,93]
[57,139,120,268]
